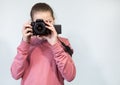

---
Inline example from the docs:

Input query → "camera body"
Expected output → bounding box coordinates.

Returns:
[31,19,61,36]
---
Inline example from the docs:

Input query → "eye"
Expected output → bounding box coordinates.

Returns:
[45,20,48,23]
[49,20,52,23]
[44,20,52,23]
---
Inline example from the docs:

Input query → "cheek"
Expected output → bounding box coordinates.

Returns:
[37,36,44,40]
[51,20,55,24]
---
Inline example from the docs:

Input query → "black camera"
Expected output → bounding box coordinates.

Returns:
[31,19,61,36]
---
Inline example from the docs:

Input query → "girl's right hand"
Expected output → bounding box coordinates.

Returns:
[22,22,33,43]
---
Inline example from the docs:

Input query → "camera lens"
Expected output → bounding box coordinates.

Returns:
[31,19,51,36]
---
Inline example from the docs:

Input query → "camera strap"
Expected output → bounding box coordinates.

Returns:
[58,38,73,57]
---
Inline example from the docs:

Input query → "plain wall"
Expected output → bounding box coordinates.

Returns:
[0,0,120,85]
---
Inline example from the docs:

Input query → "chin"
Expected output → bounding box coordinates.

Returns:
[37,35,46,40]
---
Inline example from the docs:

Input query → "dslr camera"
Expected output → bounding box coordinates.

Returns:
[31,19,61,36]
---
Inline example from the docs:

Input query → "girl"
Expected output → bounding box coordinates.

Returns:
[11,2,76,85]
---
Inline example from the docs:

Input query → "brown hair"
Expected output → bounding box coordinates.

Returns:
[30,3,55,21]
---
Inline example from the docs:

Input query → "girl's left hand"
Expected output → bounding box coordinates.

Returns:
[38,21,58,45]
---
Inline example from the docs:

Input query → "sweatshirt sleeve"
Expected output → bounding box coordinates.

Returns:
[11,41,30,80]
[51,38,76,82]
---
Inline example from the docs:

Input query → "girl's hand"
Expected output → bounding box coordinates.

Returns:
[22,22,33,43]
[39,21,58,45]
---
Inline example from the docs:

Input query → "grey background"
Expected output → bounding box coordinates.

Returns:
[0,0,120,85]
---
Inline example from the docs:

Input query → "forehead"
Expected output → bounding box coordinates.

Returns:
[33,11,53,21]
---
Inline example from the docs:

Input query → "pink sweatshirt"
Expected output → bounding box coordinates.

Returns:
[11,37,76,85]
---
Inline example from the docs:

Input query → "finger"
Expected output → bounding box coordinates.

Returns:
[44,21,53,26]
[24,24,32,29]
[23,22,32,29]
[26,32,33,36]
[24,28,33,34]
[45,25,55,32]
